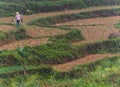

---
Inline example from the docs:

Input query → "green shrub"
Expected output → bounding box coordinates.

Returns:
[50,29,84,42]
[0,38,120,66]
[0,27,28,46]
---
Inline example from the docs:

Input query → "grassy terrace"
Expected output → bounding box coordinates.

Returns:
[0,56,119,87]
[0,35,120,67]
[46,56,120,87]
[0,1,120,86]
[29,8,120,26]
[0,27,27,46]
[0,7,120,72]
[1,0,120,17]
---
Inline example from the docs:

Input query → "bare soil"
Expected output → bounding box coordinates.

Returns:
[54,53,120,72]
[56,16,120,45]
[25,26,67,38]
[0,38,48,50]
[0,25,15,32]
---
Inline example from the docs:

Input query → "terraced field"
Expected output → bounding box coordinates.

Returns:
[0,5,120,50]
[0,38,48,50]
[0,5,120,67]
[56,16,120,45]
[0,4,120,87]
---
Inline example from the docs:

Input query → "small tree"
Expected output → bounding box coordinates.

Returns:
[17,45,28,75]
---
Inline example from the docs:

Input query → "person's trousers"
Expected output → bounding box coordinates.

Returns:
[16,20,20,26]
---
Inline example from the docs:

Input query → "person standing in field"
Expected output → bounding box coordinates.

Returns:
[15,12,22,26]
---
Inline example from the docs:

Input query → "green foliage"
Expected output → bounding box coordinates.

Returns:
[50,29,84,42]
[0,38,120,66]
[9,27,28,40]
[1,0,120,17]
[23,40,78,64]
[47,56,120,87]
[0,56,119,87]
[0,22,14,26]
[114,22,120,29]
[0,64,53,78]
[0,27,27,46]
[0,50,21,66]
[0,32,6,39]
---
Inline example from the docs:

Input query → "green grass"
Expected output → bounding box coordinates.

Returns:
[0,65,52,74]
[0,37,120,66]
[0,1,120,86]
[49,29,84,42]
[114,22,120,29]
[1,0,120,17]
[45,56,120,87]
[0,65,53,79]
[0,32,6,39]
[0,27,28,46]
[0,22,14,26]
[0,56,119,87]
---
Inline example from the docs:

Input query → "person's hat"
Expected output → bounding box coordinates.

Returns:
[16,12,19,14]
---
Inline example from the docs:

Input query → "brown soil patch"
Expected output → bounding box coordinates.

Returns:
[54,54,120,72]
[53,16,120,72]
[25,26,68,38]
[0,25,15,32]
[56,16,120,45]
[0,38,48,50]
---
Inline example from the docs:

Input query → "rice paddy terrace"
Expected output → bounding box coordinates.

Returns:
[0,3,120,87]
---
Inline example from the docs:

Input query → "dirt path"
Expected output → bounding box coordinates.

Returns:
[54,53,120,72]
[25,26,67,38]
[0,25,15,32]
[0,38,48,50]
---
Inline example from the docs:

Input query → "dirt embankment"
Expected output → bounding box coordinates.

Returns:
[54,53,120,72]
